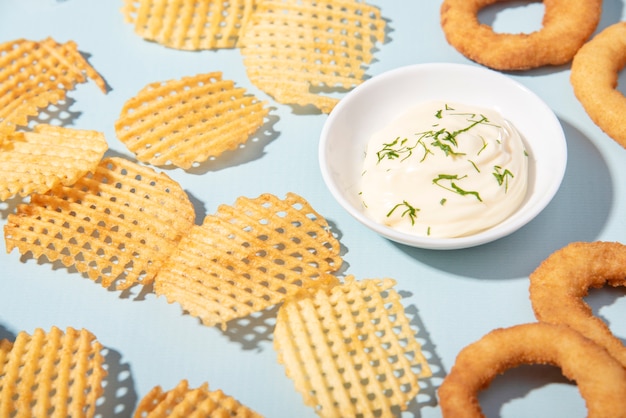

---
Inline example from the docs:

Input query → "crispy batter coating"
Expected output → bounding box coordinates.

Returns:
[439,323,626,418]
[571,22,626,149]
[440,0,602,70]
[529,241,626,368]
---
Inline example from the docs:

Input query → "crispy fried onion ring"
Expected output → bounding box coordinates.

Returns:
[438,323,626,418]
[571,22,626,149]
[440,0,602,70]
[529,241,626,368]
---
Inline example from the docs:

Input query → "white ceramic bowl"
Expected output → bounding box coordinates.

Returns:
[319,63,567,250]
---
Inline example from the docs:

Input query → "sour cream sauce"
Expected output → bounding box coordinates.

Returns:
[360,101,528,238]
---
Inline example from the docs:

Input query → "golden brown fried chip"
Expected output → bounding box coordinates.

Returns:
[154,192,342,329]
[4,157,195,290]
[134,379,262,418]
[0,326,106,418]
[121,0,256,50]
[0,38,106,137]
[274,276,432,417]
[115,72,268,169]
[0,124,107,200]
[239,0,386,113]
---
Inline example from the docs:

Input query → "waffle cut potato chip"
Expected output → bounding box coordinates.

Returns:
[154,192,342,329]
[134,379,262,417]
[115,72,269,169]
[0,326,106,418]
[4,157,195,290]
[239,0,386,113]
[121,0,256,50]
[274,276,432,417]
[0,124,107,200]
[0,38,106,138]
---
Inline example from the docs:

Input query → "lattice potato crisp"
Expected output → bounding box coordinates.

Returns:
[239,0,386,113]
[0,124,107,200]
[0,327,106,418]
[4,157,196,290]
[154,192,342,329]
[274,276,432,417]
[115,72,269,169]
[121,0,256,50]
[135,379,262,417]
[0,37,106,138]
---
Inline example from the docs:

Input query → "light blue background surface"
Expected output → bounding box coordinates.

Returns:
[0,1,625,417]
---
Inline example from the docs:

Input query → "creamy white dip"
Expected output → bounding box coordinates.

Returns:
[360,101,528,238]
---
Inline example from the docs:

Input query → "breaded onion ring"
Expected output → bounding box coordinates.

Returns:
[438,323,626,418]
[440,0,602,70]
[571,22,626,148]
[529,241,626,368]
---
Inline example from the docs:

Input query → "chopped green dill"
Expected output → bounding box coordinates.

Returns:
[418,139,435,162]
[433,174,483,202]
[436,104,455,118]
[440,198,447,205]
[468,160,480,173]
[477,136,488,155]
[452,183,482,201]
[425,111,492,157]
[387,200,420,225]
[376,136,406,162]
[493,165,514,192]
[376,133,434,164]
[376,107,497,163]
[430,129,465,156]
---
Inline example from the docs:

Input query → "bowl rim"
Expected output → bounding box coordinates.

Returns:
[319,62,567,250]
